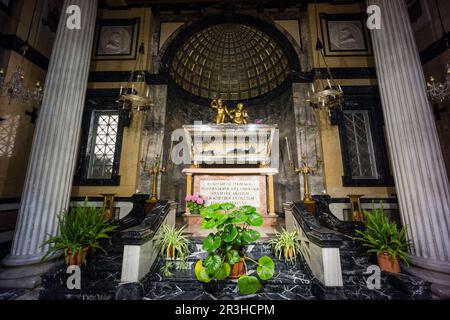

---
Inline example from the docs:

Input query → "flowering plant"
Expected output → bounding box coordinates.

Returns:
[185,193,205,215]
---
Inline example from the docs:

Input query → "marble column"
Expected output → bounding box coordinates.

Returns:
[0,0,98,288]
[368,0,450,297]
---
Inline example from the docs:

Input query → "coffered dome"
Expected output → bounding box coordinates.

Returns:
[169,23,290,101]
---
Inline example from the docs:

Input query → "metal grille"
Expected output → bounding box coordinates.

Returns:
[0,115,20,158]
[344,110,378,179]
[86,111,119,179]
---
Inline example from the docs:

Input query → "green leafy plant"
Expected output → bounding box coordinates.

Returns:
[194,203,275,295]
[41,198,117,264]
[355,203,413,265]
[154,224,190,276]
[269,229,300,262]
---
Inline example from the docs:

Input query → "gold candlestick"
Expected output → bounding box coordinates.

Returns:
[286,136,323,215]
[293,156,322,206]
[101,193,116,221]
[141,155,166,205]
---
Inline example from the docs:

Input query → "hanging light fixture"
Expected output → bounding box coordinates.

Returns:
[426,0,450,103]
[307,4,344,114]
[427,64,450,103]
[307,40,344,112]
[117,43,152,112]
[0,3,44,106]
[117,0,152,113]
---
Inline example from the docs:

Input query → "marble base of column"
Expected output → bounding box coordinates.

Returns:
[0,261,58,289]
[407,256,450,298]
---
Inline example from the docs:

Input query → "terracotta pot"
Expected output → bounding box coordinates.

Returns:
[66,247,89,267]
[166,245,175,259]
[286,246,295,260]
[229,258,246,279]
[377,253,401,273]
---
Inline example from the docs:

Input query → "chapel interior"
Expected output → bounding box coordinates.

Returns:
[0,0,449,301]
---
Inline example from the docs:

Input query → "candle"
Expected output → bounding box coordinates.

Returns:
[144,134,151,169]
[167,137,174,165]
[285,137,292,162]
[146,87,150,98]
[120,85,123,95]
[311,83,315,93]
[299,130,303,160]
[304,129,308,163]
[314,136,318,162]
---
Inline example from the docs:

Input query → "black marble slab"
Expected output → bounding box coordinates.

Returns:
[289,202,343,248]
[314,195,364,238]
[120,201,174,245]
[141,242,316,301]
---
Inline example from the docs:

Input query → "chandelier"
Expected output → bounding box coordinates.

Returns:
[427,63,450,103]
[117,42,152,113]
[307,38,344,113]
[426,0,450,103]
[0,49,44,106]
[117,0,152,114]
[0,2,44,106]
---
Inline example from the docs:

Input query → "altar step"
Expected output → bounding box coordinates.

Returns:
[337,235,432,300]
[142,241,316,300]
[39,238,125,300]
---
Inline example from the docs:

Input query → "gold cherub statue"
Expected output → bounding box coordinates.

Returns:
[210,98,229,124]
[227,103,249,125]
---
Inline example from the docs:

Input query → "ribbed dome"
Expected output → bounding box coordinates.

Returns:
[169,23,290,101]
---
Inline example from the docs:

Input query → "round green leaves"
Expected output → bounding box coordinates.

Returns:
[247,213,263,227]
[237,275,261,295]
[226,250,241,265]
[203,234,221,253]
[256,256,275,280]
[242,229,261,243]
[213,262,231,280]
[194,260,211,283]
[222,225,238,242]
[204,255,222,274]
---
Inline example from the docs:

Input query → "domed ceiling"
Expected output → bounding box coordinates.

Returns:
[169,23,290,101]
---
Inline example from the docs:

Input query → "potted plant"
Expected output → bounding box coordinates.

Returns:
[41,198,117,266]
[194,203,275,295]
[154,224,190,276]
[185,193,205,215]
[355,204,412,273]
[269,229,300,262]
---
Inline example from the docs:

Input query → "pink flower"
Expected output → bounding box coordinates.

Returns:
[192,194,199,202]
[197,198,204,205]
[185,195,192,202]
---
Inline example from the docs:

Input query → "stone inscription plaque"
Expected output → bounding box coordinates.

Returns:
[194,175,267,214]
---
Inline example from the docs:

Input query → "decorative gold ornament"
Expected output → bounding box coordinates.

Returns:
[228,103,249,125]
[210,98,230,124]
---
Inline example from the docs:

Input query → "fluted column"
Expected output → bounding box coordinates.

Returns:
[368,0,450,296]
[2,0,98,268]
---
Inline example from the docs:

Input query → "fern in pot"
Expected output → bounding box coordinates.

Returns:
[41,198,117,266]
[269,229,300,262]
[154,224,190,277]
[355,205,413,273]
